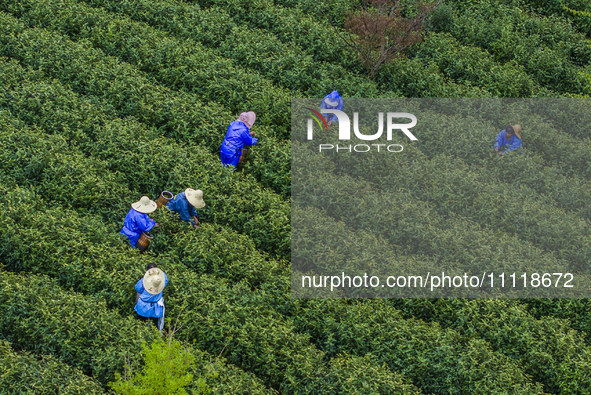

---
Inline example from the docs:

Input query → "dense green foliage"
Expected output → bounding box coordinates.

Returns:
[0,339,106,394]
[1,0,590,392]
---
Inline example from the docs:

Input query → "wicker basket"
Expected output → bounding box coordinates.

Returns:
[136,232,154,253]
[157,191,174,209]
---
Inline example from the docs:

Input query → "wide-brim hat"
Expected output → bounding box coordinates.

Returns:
[185,188,206,209]
[143,268,166,295]
[132,196,157,214]
[511,124,522,139]
[324,98,339,107]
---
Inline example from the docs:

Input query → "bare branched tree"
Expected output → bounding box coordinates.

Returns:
[334,0,438,80]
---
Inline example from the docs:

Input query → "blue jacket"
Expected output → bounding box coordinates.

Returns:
[134,272,168,318]
[120,209,156,247]
[494,129,522,154]
[166,191,198,225]
[320,90,344,123]
[220,120,258,168]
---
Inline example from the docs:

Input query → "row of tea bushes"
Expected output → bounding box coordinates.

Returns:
[0,12,292,197]
[0,339,105,395]
[444,0,591,94]
[319,103,591,219]
[0,184,422,393]
[328,145,591,271]
[521,0,591,36]
[187,0,360,69]
[74,0,379,98]
[291,205,591,393]
[0,272,277,394]
[0,57,291,258]
[408,33,547,97]
[0,111,133,224]
[292,143,565,276]
[0,0,295,136]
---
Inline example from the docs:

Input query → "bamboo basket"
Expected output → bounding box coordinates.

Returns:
[136,232,154,253]
[157,191,173,209]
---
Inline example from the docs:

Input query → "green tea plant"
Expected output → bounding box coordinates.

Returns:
[109,336,202,395]
[0,57,291,258]
[0,12,292,198]
[74,0,379,97]
[0,339,106,395]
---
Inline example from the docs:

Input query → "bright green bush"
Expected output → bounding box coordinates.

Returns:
[109,336,201,395]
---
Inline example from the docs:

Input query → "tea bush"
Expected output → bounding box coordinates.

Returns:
[443,0,591,94]
[75,0,379,97]
[0,185,426,393]
[0,57,291,258]
[292,143,565,276]
[0,272,278,394]
[0,12,292,198]
[0,0,295,137]
[0,339,106,395]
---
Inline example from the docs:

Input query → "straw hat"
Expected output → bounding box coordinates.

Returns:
[132,196,157,214]
[511,124,522,139]
[143,268,166,295]
[185,188,206,209]
[324,98,339,107]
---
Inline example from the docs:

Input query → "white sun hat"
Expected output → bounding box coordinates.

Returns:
[185,188,206,209]
[131,196,157,214]
[324,97,339,106]
[143,268,166,295]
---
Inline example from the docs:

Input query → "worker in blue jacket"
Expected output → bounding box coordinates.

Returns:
[166,188,206,229]
[135,263,168,331]
[120,196,159,247]
[494,124,522,156]
[320,90,344,126]
[220,111,257,169]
